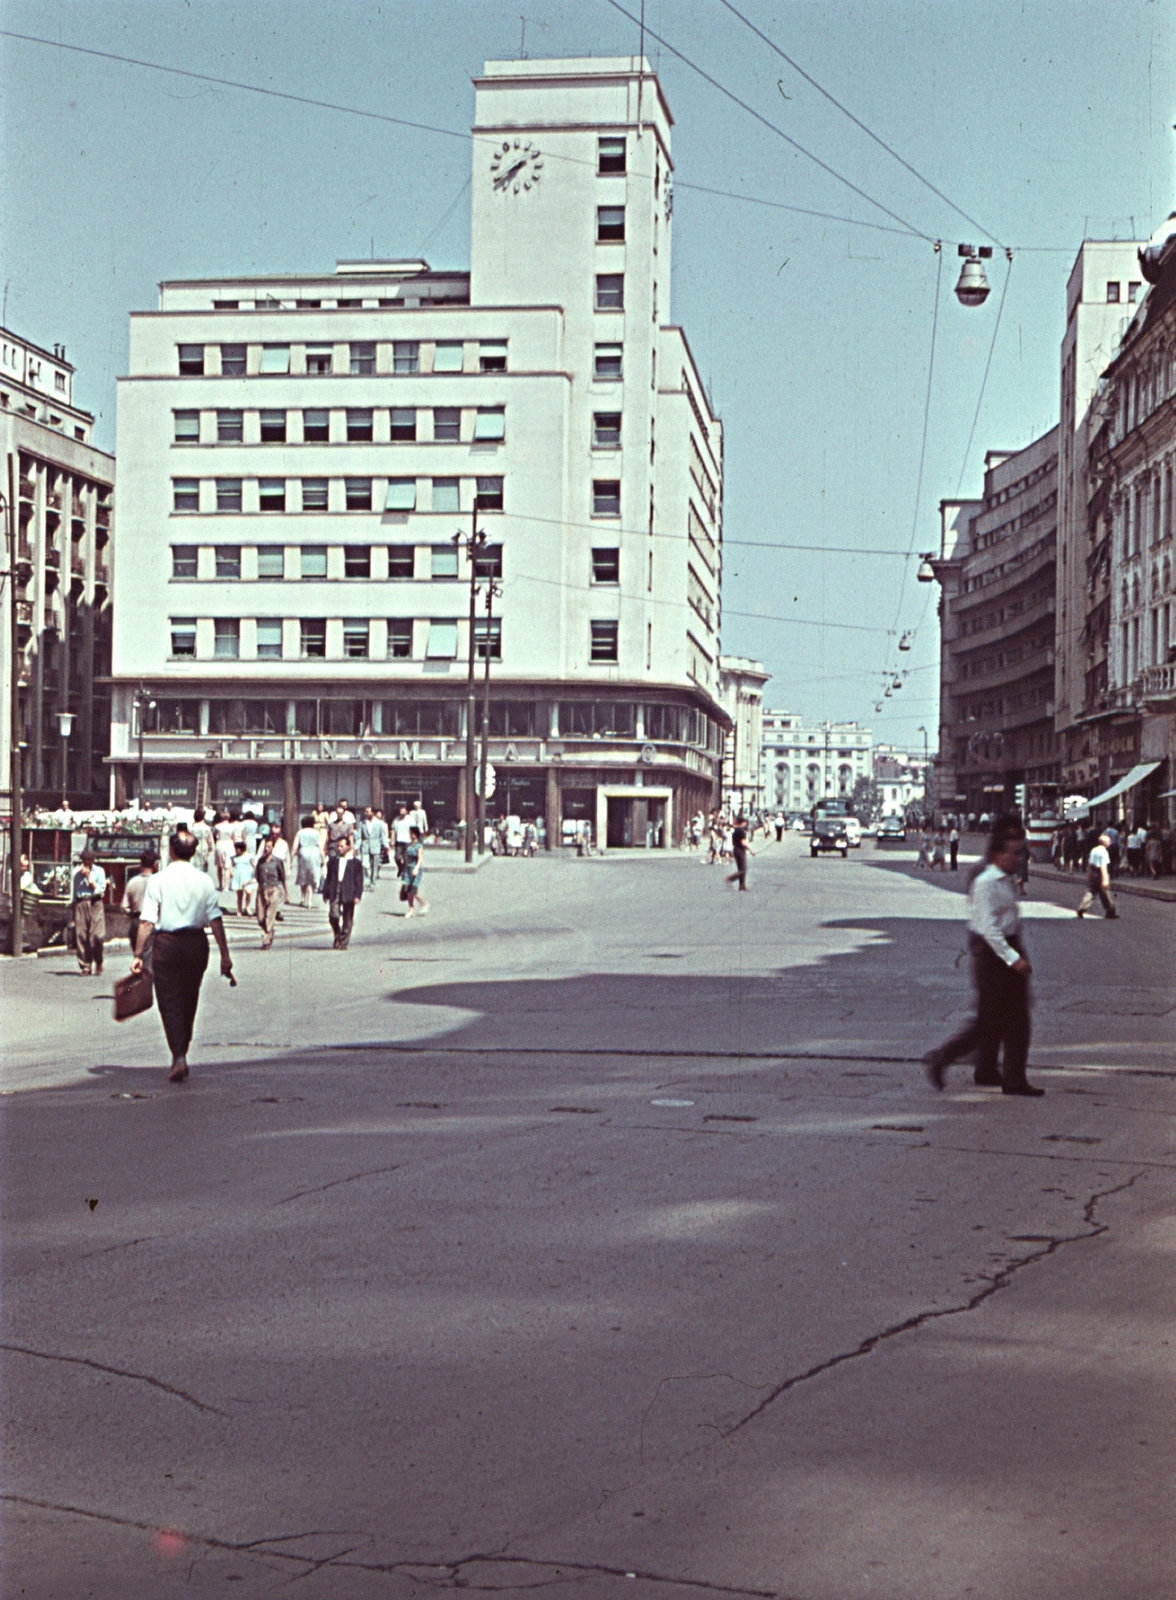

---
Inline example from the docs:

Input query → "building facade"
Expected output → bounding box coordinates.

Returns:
[760,711,872,814]
[718,655,768,813]
[932,429,1060,820]
[872,745,928,819]
[109,57,726,847]
[1077,246,1176,824]
[1,328,114,809]
[1054,240,1148,808]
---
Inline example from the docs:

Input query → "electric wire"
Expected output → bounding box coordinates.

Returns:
[716,0,1007,248]
[601,0,935,240]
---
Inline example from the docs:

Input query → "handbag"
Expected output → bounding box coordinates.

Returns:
[113,969,154,1021]
[399,883,409,901]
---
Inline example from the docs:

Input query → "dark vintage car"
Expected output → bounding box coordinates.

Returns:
[876,817,907,845]
[810,819,849,858]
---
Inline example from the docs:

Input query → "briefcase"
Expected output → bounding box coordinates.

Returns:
[113,970,154,1021]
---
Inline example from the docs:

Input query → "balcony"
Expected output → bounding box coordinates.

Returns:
[70,552,85,576]
[94,559,109,585]
[43,546,60,568]
[45,490,62,511]
[1140,663,1176,706]
[18,477,34,501]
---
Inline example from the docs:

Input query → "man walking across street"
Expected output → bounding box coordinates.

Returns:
[327,801,355,860]
[360,806,387,887]
[253,835,287,949]
[924,814,1044,1097]
[726,815,753,891]
[324,832,364,949]
[71,850,107,975]
[1077,833,1118,920]
[948,822,960,871]
[392,804,413,875]
[130,832,233,1082]
[122,852,158,968]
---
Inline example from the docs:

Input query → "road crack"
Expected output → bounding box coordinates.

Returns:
[272,1164,402,1206]
[0,1345,226,1415]
[728,1172,1144,1434]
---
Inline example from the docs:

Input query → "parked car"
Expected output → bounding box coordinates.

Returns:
[811,819,849,858]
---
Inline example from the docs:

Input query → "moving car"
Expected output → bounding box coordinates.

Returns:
[877,816,906,843]
[811,819,850,858]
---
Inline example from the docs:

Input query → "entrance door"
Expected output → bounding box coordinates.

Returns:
[647,797,666,848]
[606,797,633,848]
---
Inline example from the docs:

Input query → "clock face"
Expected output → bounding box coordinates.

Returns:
[490,138,543,195]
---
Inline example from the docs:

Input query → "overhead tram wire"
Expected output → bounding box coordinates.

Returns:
[716,0,1007,250]
[601,0,935,241]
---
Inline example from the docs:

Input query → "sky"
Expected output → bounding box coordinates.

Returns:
[2,0,1173,750]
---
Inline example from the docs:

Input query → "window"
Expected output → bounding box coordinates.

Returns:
[345,477,373,511]
[433,341,463,372]
[430,545,459,580]
[474,543,503,579]
[300,618,327,657]
[590,620,619,661]
[390,407,417,441]
[215,545,241,579]
[300,545,327,580]
[171,545,197,578]
[426,621,458,659]
[257,546,285,580]
[217,409,243,443]
[302,408,330,442]
[296,299,322,310]
[598,136,626,175]
[593,412,621,448]
[213,300,239,311]
[173,478,199,513]
[260,345,290,374]
[350,341,376,375]
[54,372,66,392]
[592,548,620,584]
[147,698,200,733]
[258,479,286,513]
[597,207,625,242]
[170,618,197,657]
[393,341,420,374]
[433,406,461,442]
[214,619,240,658]
[432,477,460,514]
[343,619,370,658]
[595,273,624,310]
[474,406,505,441]
[221,343,246,377]
[387,547,416,579]
[594,343,623,380]
[301,478,328,512]
[174,410,200,444]
[305,342,333,375]
[385,478,416,512]
[1128,281,1141,304]
[479,341,507,372]
[474,618,502,660]
[488,700,535,736]
[344,546,371,578]
[178,344,204,376]
[216,478,243,513]
[475,476,503,512]
[346,408,373,442]
[260,409,287,443]
[560,700,633,735]
[387,618,413,657]
[256,618,283,659]
[593,480,621,516]
[337,299,361,309]
[1107,282,1121,304]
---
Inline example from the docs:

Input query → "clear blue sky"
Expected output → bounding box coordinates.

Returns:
[3,0,1172,748]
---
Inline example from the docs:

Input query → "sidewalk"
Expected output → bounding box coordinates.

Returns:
[1029,861,1176,904]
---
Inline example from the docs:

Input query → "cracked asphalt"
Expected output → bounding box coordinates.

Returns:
[2,837,1174,1598]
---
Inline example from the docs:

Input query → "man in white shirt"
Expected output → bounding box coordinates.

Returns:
[131,832,233,1082]
[408,800,428,838]
[1077,833,1117,920]
[924,815,1043,1097]
[71,851,108,976]
[392,805,413,873]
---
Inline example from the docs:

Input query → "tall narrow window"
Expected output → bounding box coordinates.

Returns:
[430,546,459,580]
[474,618,502,660]
[342,619,370,658]
[387,547,416,580]
[432,477,460,514]
[597,207,625,242]
[387,618,413,657]
[591,548,620,584]
[344,546,371,578]
[301,618,327,657]
[256,618,283,659]
[214,619,240,658]
[426,621,458,659]
[174,410,200,444]
[475,476,503,512]
[590,620,619,662]
[597,136,626,174]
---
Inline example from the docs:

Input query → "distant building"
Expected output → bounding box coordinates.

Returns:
[109,56,726,848]
[760,711,872,812]
[0,328,114,808]
[872,744,927,819]
[718,656,768,813]
[932,428,1059,819]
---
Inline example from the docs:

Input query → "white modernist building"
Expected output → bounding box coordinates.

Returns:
[760,711,872,813]
[110,57,725,847]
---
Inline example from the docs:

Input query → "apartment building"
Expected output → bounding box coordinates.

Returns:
[718,655,769,813]
[1,328,114,807]
[110,57,725,847]
[933,429,1060,819]
[760,712,873,813]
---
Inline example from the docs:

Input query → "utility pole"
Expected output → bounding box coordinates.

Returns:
[477,574,503,855]
[455,514,486,862]
[134,685,155,809]
[6,456,23,956]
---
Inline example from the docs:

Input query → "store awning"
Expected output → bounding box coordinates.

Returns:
[1085,762,1161,808]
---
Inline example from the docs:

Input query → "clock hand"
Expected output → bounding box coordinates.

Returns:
[493,157,528,191]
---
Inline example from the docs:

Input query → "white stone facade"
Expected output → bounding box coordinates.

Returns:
[109,57,725,844]
[760,712,872,814]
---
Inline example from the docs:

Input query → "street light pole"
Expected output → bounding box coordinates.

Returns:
[477,576,502,855]
[455,513,486,862]
[4,462,23,957]
[57,711,75,805]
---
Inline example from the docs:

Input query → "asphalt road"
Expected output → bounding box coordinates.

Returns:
[3,837,1173,1598]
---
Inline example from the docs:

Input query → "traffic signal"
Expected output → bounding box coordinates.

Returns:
[1014,784,1027,815]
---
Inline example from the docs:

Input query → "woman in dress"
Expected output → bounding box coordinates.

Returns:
[402,826,428,917]
[294,815,323,908]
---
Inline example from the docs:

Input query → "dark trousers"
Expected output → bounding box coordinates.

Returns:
[930,935,1031,1087]
[729,848,748,889]
[949,841,959,870]
[329,900,355,947]
[152,928,209,1059]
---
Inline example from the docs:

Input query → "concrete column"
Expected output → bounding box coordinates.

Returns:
[283,765,298,842]
[545,766,559,850]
